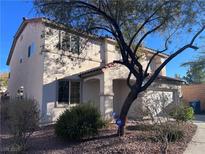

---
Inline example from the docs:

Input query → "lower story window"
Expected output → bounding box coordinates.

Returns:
[58,80,69,103]
[58,80,80,104]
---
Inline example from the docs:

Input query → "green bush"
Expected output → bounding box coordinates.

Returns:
[169,104,194,122]
[162,127,184,142]
[1,101,10,120]
[185,107,194,120]
[55,103,105,140]
[155,123,184,143]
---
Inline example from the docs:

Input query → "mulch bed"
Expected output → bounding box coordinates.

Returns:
[0,121,197,154]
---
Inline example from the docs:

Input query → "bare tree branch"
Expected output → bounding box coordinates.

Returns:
[127,72,132,88]
[86,26,114,35]
[133,21,166,55]
[143,27,179,77]
[141,25,205,91]
[128,1,170,48]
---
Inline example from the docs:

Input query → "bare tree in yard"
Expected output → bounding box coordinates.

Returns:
[34,0,205,135]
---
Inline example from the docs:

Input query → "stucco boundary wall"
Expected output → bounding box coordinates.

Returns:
[182,84,205,111]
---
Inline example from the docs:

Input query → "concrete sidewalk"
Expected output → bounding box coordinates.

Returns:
[184,115,205,154]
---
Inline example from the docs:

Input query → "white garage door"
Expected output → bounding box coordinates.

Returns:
[127,90,174,119]
[142,90,174,116]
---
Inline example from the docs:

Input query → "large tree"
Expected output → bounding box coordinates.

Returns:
[181,51,205,84]
[34,0,205,135]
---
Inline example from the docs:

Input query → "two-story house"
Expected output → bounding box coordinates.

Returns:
[7,18,183,124]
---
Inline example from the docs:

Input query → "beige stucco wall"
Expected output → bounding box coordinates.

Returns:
[43,26,104,84]
[41,26,105,122]
[82,79,100,109]
[8,22,44,110]
[104,41,166,76]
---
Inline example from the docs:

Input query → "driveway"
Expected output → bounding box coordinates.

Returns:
[184,115,205,154]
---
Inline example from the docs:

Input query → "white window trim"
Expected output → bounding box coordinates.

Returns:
[56,79,81,108]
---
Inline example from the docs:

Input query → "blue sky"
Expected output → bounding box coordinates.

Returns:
[0,0,204,77]
[0,0,35,72]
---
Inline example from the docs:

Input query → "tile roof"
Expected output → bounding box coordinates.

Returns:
[79,63,184,83]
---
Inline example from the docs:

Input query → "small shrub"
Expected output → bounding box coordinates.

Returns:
[155,123,184,143]
[185,107,194,120]
[162,127,184,142]
[169,104,194,122]
[55,103,104,140]
[4,98,40,152]
[0,102,10,120]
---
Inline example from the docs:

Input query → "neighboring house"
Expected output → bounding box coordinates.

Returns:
[182,84,205,112]
[7,18,183,124]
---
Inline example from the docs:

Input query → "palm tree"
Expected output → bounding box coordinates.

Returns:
[181,51,205,84]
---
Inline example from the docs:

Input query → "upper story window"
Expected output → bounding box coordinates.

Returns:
[61,32,80,55]
[28,42,35,58]
[28,46,31,58]
[58,80,80,104]
[62,33,71,51]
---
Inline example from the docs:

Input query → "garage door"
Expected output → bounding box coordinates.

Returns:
[142,90,174,116]
[127,90,174,119]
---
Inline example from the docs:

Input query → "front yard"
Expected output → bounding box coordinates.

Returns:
[1,121,196,154]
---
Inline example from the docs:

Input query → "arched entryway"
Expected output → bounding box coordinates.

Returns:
[82,78,100,111]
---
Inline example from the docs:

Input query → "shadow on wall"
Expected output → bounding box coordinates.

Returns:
[41,74,81,124]
[113,79,146,120]
[40,27,107,124]
[41,80,57,124]
[41,74,102,124]
[42,26,106,81]
[132,91,178,120]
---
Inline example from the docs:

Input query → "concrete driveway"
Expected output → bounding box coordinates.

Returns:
[184,115,205,154]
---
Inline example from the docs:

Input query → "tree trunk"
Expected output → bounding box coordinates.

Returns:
[117,90,139,136]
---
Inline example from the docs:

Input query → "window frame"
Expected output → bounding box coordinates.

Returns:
[56,79,81,107]
[60,31,81,55]
[70,81,81,104]
[28,45,31,58]
[28,42,36,58]
[57,80,70,104]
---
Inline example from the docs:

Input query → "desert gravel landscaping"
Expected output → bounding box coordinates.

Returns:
[0,121,197,154]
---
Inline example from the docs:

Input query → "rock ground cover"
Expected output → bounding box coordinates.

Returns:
[0,121,197,154]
